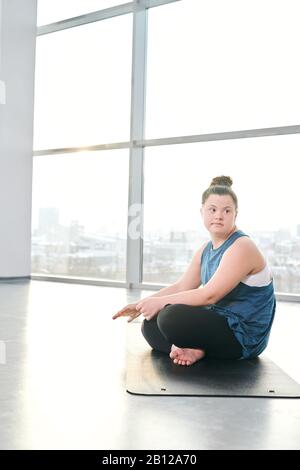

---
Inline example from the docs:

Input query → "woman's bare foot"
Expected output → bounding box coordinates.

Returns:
[169,344,205,366]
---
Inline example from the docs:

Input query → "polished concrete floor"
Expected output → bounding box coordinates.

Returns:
[0,279,300,450]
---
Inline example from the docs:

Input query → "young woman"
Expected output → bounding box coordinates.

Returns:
[113,176,276,366]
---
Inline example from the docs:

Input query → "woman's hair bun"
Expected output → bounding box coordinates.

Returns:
[210,175,233,188]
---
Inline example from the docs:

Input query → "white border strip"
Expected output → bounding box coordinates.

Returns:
[0,79,5,104]
[0,340,6,365]
[0,0,5,104]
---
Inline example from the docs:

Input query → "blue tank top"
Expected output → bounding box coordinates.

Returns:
[200,229,276,359]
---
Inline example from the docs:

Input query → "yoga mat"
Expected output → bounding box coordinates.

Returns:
[126,322,300,398]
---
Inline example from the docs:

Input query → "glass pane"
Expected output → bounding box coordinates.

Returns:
[34,15,132,149]
[146,0,300,138]
[37,0,129,26]
[143,134,300,294]
[31,150,128,281]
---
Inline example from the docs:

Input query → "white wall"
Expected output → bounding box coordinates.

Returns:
[0,0,37,277]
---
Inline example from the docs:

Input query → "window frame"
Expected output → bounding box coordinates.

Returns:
[32,0,300,301]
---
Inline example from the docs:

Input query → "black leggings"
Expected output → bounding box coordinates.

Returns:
[141,304,243,359]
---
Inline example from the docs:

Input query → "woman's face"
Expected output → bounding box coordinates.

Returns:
[201,194,237,236]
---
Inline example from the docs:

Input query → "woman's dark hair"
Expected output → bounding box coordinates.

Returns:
[202,175,238,209]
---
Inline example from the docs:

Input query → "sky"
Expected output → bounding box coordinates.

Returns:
[32,0,300,236]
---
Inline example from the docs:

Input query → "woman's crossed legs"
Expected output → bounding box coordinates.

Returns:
[141,303,242,366]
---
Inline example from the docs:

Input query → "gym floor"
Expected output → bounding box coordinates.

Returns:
[0,280,299,450]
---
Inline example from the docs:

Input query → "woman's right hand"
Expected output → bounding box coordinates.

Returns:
[112,303,141,323]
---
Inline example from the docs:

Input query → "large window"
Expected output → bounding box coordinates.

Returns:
[143,134,300,293]
[31,151,129,281]
[34,15,132,149]
[33,0,300,296]
[33,7,132,282]
[146,0,300,138]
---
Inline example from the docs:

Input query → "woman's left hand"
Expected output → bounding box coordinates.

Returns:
[136,297,168,321]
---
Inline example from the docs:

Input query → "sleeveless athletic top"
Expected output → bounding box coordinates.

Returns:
[200,229,276,359]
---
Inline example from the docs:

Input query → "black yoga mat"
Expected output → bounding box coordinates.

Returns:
[126,323,300,398]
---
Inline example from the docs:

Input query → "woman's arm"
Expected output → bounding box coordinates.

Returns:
[162,237,258,306]
[136,237,259,318]
[144,282,184,299]
[158,286,214,307]
[113,244,205,322]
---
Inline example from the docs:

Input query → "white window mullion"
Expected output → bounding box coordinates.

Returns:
[126,1,148,287]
